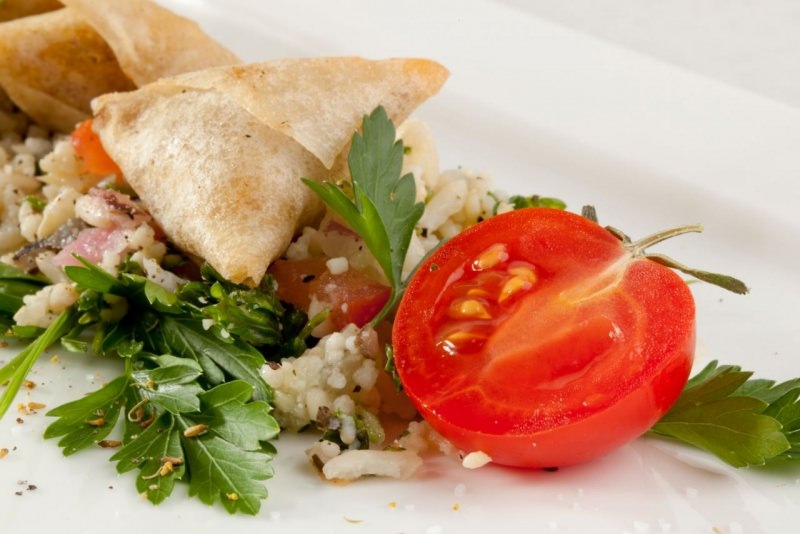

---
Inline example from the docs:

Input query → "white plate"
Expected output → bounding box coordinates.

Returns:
[3,1,800,532]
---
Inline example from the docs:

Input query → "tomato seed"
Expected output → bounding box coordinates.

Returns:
[498,276,531,303]
[508,265,537,283]
[450,299,491,320]
[472,243,508,271]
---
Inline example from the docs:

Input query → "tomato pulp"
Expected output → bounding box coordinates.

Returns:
[270,258,390,330]
[71,119,122,177]
[392,208,695,468]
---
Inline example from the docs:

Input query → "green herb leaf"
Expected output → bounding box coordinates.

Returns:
[384,343,402,391]
[195,266,285,346]
[25,196,47,212]
[111,413,184,505]
[133,372,203,415]
[0,263,47,314]
[65,259,125,294]
[650,361,793,467]
[192,381,279,450]
[178,414,274,514]
[157,316,271,402]
[148,354,204,384]
[44,374,129,455]
[508,194,566,210]
[303,106,424,326]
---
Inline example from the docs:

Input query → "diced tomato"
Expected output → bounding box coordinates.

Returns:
[71,119,122,177]
[314,270,391,329]
[269,258,390,329]
[270,258,330,311]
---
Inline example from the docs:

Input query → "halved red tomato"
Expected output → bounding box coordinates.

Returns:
[392,208,694,468]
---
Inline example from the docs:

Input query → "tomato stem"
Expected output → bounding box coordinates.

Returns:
[606,223,748,295]
[627,224,703,257]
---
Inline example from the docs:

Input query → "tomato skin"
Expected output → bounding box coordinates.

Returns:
[71,119,122,177]
[392,208,695,468]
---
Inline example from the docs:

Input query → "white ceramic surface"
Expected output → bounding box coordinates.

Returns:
[2,1,799,532]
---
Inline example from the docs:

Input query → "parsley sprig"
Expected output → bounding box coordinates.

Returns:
[0,258,310,514]
[650,360,800,466]
[302,106,424,326]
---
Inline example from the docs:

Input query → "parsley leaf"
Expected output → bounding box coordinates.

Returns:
[303,106,424,326]
[156,316,270,402]
[46,351,279,513]
[178,414,274,514]
[113,413,184,505]
[132,355,204,414]
[650,361,794,467]
[0,263,47,315]
[192,381,279,450]
[44,373,130,455]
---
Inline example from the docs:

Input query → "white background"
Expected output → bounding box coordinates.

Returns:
[504,0,800,109]
[2,1,800,533]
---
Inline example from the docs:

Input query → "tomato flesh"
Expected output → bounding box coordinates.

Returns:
[270,258,390,329]
[392,208,694,468]
[71,119,123,177]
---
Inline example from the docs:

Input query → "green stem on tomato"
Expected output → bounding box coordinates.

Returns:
[627,224,703,257]
[604,222,749,295]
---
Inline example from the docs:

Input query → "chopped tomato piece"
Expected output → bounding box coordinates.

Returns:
[270,258,329,311]
[270,258,390,328]
[71,119,122,177]
[314,270,390,329]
